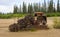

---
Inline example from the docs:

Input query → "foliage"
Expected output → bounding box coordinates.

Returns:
[46,12,60,17]
[0,12,60,19]
[18,5,22,13]
[11,0,60,14]
[42,0,46,12]
[0,14,12,19]
[13,5,18,14]
[0,13,27,19]
[28,4,34,14]
[30,28,36,32]
[22,2,27,13]
[53,18,60,29]
[12,14,26,17]
[33,3,39,12]
[1,0,60,14]
[57,0,60,12]
[48,0,53,13]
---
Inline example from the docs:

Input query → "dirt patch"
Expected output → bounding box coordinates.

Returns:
[0,17,60,37]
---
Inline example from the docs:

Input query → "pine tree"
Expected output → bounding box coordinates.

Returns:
[38,3,41,12]
[40,3,45,12]
[28,3,34,14]
[13,5,18,14]
[33,3,39,12]
[22,2,27,13]
[43,0,46,13]
[18,5,22,13]
[57,0,60,12]
[48,0,53,13]
[53,3,56,12]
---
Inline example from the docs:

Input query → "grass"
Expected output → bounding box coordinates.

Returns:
[0,12,60,19]
[0,14,12,19]
[29,28,37,32]
[12,14,27,17]
[46,12,60,17]
[0,13,27,19]
[53,17,60,29]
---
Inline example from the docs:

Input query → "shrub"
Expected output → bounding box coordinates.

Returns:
[30,28,36,32]
[53,18,60,29]
[0,14,12,19]
[46,13,60,17]
[46,14,51,17]
[0,14,26,19]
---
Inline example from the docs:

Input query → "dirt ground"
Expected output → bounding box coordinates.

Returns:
[0,17,60,37]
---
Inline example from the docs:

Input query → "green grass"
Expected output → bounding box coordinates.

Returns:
[0,14,12,19]
[0,12,60,19]
[46,12,60,17]
[53,18,60,29]
[0,13,27,19]
[12,14,27,17]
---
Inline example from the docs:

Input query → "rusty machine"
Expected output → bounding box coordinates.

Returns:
[34,12,48,29]
[9,12,49,32]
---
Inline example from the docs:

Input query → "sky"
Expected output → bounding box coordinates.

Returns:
[0,0,58,13]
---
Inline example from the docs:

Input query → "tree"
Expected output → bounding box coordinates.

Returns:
[39,0,46,13]
[40,3,45,12]
[22,2,27,13]
[57,0,60,12]
[53,3,56,12]
[13,5,18,14]
[18,5,22,13]
[43,0,46,13]
[28,3,34,14]
[48,0,53,13]
[38,3,41,12]
[0,12,2,14]
[33,3,39,12]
